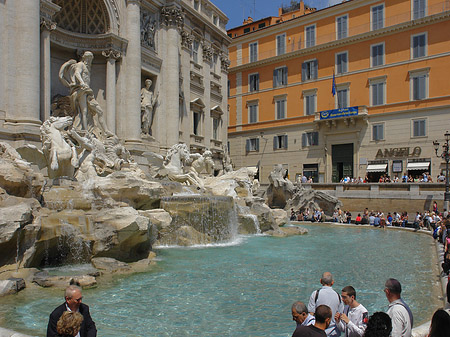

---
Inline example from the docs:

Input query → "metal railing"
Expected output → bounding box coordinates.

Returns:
[230,1,450,68]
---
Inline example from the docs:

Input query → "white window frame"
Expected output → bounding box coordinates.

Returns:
[302,131,319,147]
[274,134,288,150]
[302,58,318,81]
[273,66,288,87]
[371,3,385,30]
[247,100,259,124]
[246,138,259,152]
[276,33,286,56]
[335,83,350,109]
[192,39,200,64]
[248,73,259,92]
[335,51,348,74]
[409,68,429,101]
[411,32,427,59]
[336,14,348,40]
[412,0,427,20]
[274,95,287,120]
[369,76,387,106]
[411,118,427,138]
[370,42,385,67]
[249,41,258,63]
[305,24,316,48]
[303,89,317,116]
[372,122,385,141]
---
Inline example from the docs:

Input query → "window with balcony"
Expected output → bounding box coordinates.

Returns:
[276,33,286,55]
[336,87,349,109]
[273,66,288,87]
[371,43,384,67]
[412,33,426,59]
[273,135,288,150]
[249,42,258,62]
[412,118,426,137]
[413,0,426,19]
[371,4,384,30]
[305,25,316,48]
[275,97,286,120]
[372,123,385,141]
[248,102,258,124]
[336,52,348,74]
[302,132,319,147]
[336,15,348,40]
[301,59,318,81]
[249,73,259,92]
[246,138,259,152]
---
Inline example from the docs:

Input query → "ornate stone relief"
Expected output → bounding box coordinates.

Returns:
[40,17,57,31]
[160,6,184,29]
[181,30,194,49]
[202,44,213,62]
[141,9,157,51]
[219,52,230,71]
[102,49,122,60]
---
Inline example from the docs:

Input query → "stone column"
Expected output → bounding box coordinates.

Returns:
[122,0,142,143]
[14,0,41,124]
[40,18,56,122]
[102,49,121,134]
[161,6,183,148]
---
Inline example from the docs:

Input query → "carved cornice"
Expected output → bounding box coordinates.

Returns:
[40,0,61,21]
[160,6,184,29]
[102,49,122,60]
[40,17,56,32]
[51,29,128,55]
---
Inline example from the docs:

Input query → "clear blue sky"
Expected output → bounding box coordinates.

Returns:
[211,0,341,29]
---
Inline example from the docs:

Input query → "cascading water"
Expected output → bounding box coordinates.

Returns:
[159,195,237,246]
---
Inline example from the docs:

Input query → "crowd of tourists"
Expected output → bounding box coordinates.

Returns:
[291,272,449,337]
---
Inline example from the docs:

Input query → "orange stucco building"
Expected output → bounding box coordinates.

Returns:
[227,0,450,183]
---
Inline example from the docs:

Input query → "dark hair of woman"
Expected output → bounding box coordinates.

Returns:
[363,312,392,337]
[429,309,450,337]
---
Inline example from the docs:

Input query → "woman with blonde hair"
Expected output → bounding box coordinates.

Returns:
[56,311,84,337]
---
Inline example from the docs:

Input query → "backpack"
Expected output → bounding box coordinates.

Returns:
[314,288,342,304]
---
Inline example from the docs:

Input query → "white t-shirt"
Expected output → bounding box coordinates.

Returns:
[336,304,368,337]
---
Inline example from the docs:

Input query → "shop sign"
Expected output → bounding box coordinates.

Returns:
[319,106,358,120]
[375,147,421,159]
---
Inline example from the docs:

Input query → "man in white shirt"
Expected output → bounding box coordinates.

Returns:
[384,278,413,337]
[335,286,368,337]
[292,301,316,330]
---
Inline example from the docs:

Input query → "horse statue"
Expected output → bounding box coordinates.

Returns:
[40,116,79,179]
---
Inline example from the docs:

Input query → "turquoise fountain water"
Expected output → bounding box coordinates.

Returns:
[0,224,439,336]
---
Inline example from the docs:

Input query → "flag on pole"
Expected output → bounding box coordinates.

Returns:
[332,71,336,97]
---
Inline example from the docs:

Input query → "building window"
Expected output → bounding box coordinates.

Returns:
[371,4,384,30]
[275,97,286,120]
[192,40,199,63]
[212,117,220,140]
[273,135,288,150]
[413,0,426,19]
[336,52,348,74]
[258,22,266,29]
[370,80,385,106]
[412,119,426,137]
[246,138,260,152]
[248,102,258,124]
[276,33,286,55]
[193,111,201,135]
[249,73,259,92]
[304,91,317,116]
[411,33,426,59]
[371,43,384,67]
[372,123,384,141]
[336,87,349,109]
[305,25,316,48]
[301,59,318,81]
[244,27,250,34]
[336,15,348,40]
[302,132,319,147]
[194,0,200,10]
[212,53,218,73]
[273,66,288,87]
[213,15,218,26]
[410,68,429,101]
[249,42,258,62]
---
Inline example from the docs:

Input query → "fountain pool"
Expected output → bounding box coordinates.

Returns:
[0,224,441,336]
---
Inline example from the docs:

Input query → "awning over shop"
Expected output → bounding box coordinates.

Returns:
[407,162,430,170]
[366,164,387,172]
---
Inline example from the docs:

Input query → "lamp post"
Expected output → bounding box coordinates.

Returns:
[433,131,450,212]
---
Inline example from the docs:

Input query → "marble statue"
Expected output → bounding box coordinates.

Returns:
[221,145,233,174]
[59,51,112,138]
[40,116,79,178]
[140,79,159,136]
[189,150,215,176]
[140,11,156,50]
